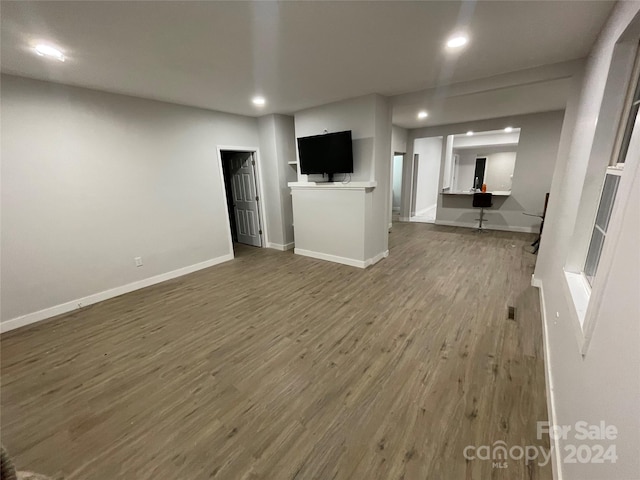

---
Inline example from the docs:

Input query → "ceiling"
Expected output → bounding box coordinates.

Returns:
[1,1,615,123]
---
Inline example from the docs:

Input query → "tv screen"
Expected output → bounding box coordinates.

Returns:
[297,131,353,177]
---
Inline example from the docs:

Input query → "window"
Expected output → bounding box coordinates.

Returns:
[584,169,621,285]
[583,44,639,285]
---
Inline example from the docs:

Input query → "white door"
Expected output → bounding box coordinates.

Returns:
[228,153,262,247]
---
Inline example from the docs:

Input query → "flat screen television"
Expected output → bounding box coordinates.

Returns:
[297,130,353,181]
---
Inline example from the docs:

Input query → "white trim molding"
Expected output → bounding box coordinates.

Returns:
[409,216,436,224]
[563,270,590,328]
[288,181,377,191]
[294,248,388,269]
[294,248,365,268]
[267,242,295,251]
[365,249,389,267]
[531,276,562,480]
[217,145,268,248]
[434,219,537,233]
[0,253,234,334]
[531,274,543,288]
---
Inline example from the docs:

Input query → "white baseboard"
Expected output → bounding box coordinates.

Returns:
[434,219,537,233]
[0,253,234,334]
[294,248,388,269]
[365,249,389,267]
[295,248,366,268]
[531,274,543,288]
[410,216,435,224]
[532,277,562,480]
[399,216,411,222]
[267,241,295,251]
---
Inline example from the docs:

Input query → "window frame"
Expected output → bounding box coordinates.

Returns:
[610,42,640,167]
[561,36,640,355]
[580,43,639,290]
[579,115,640,355]
[583,167,623,287]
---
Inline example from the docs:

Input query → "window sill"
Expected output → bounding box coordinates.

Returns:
[563,270,591,329]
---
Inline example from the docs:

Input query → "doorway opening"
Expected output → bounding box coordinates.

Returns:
[410,136,443,223]
[219,149,265,251]
[391,153,404,222]
[473,157,487,190]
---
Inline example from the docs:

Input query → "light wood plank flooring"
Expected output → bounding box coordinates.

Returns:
[1,223,550,479]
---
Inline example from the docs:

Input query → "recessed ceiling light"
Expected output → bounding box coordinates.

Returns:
[466,131,474,136]
[252,96,266,106]
[417,111,428,119]
[33,44,65,62]
[446,35,468,49]
[504,126,514,133]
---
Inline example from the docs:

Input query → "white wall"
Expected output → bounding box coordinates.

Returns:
[371,94,393,256]
[403,110,564,232]
[534,4,640,480]
[453,150,477,191]
[391,125,408,154]
[389,125,408,223]
[258,116,284,245]
[257,114,296,249]
[413,136,442,215]
[452,146,517,192]
[294,95,376,183]
[1,74,260,328]
[291,94,391,266]
[274,115,298,247]
[485,151,516,192]
[290,186,369,266]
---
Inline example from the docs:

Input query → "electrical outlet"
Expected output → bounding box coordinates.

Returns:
[134,256,143,267]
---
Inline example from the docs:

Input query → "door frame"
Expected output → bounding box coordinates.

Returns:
[389,152,405,227]
[409,136,444,219]
[409,152,419,217]
[216,146,269,254]
[474,156,487,189]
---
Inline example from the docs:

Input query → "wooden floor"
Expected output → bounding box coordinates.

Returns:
[1,223,550,480]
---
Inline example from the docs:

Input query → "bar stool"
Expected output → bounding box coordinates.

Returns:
[473,192,493,231]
